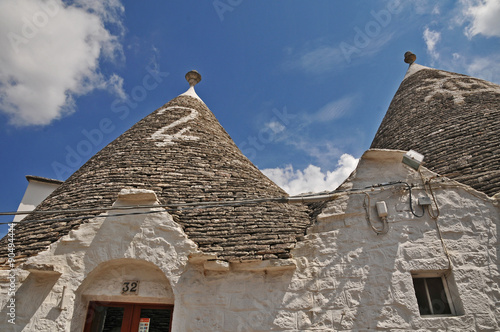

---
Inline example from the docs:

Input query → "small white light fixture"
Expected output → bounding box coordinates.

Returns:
[402,150,424,171]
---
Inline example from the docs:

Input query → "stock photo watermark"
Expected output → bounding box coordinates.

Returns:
[339,0,402,63]
[239,106,296,160]
[6,223,16,324]
[213,0,244,22]
[51,59,170,180]
[7,0,60,53]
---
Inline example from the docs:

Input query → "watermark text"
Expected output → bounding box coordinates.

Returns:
[6,223,16,324]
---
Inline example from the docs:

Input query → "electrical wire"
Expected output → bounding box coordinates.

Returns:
[0,182,412,217]
[400,181,425,218]
[0,201,278,225]
[0,197,288,217]
[0,181,426,225]
[0,174,460,270]
[416,170,452,270]
[428,185,452,269]
[364,180,425,218]
[419,172,440,219]
[434,216,453,271]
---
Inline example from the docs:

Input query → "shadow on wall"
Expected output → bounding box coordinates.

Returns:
[1,272,61,331]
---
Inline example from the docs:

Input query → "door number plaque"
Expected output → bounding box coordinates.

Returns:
[122,280,139,295]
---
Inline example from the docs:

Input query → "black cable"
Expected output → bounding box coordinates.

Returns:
[0,182,414,218]
[0,201,269,225]
[363,180,424,218]
[0,181,424,225]
[401,181,425,218]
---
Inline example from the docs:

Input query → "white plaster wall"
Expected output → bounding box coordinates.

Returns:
[1,151,498,331]
[14,180,61,222]
[0,189,200,331]
[171,150,499,331]
[284,150,499,331]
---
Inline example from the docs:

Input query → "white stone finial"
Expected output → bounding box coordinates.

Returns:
[180,70,203,101]
[185,70,202,87]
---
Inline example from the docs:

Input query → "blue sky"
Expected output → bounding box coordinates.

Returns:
[1,0,500,234]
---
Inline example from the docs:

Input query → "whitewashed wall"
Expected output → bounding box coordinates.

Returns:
[1,150,498,331]
[13,178,61,222]
[1,189,199,331]
[173,150,499,331]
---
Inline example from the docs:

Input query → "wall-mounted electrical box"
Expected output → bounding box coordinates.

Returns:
[376,201,388,218]
[418,196,432,206]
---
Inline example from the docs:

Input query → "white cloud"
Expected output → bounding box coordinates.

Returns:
[311,95,356,122]
[284,45,345,74]
[0,0,125,126]
[286,136,348,170]
[104,73,126,100]
[423,27,441,62]
[465,55,500,84]
[73,0,125,33]
[284,31,394,74]
[406,1,441,15]
[275,95,358,168]
[261,153,359,195]
[265,121,286,134]
[435,48,500,84]
[463,0,500,38]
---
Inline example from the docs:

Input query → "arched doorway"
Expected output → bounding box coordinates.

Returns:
[74,258,174,332]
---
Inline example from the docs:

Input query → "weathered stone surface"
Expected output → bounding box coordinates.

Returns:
[371,65,500,197]
[1,64,499,332]
[0,150,498,332]
[0,94,311,264]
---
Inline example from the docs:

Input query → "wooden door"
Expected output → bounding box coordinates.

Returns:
[84,302,173,332]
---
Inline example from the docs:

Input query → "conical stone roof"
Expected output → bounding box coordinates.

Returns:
[371,56,500,197]
[2,72,312,263]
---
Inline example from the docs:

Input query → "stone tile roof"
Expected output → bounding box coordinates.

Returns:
[371,63,500,197]
[1,91,312,264]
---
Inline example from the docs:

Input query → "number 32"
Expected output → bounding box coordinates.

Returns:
[122,281,138,294]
